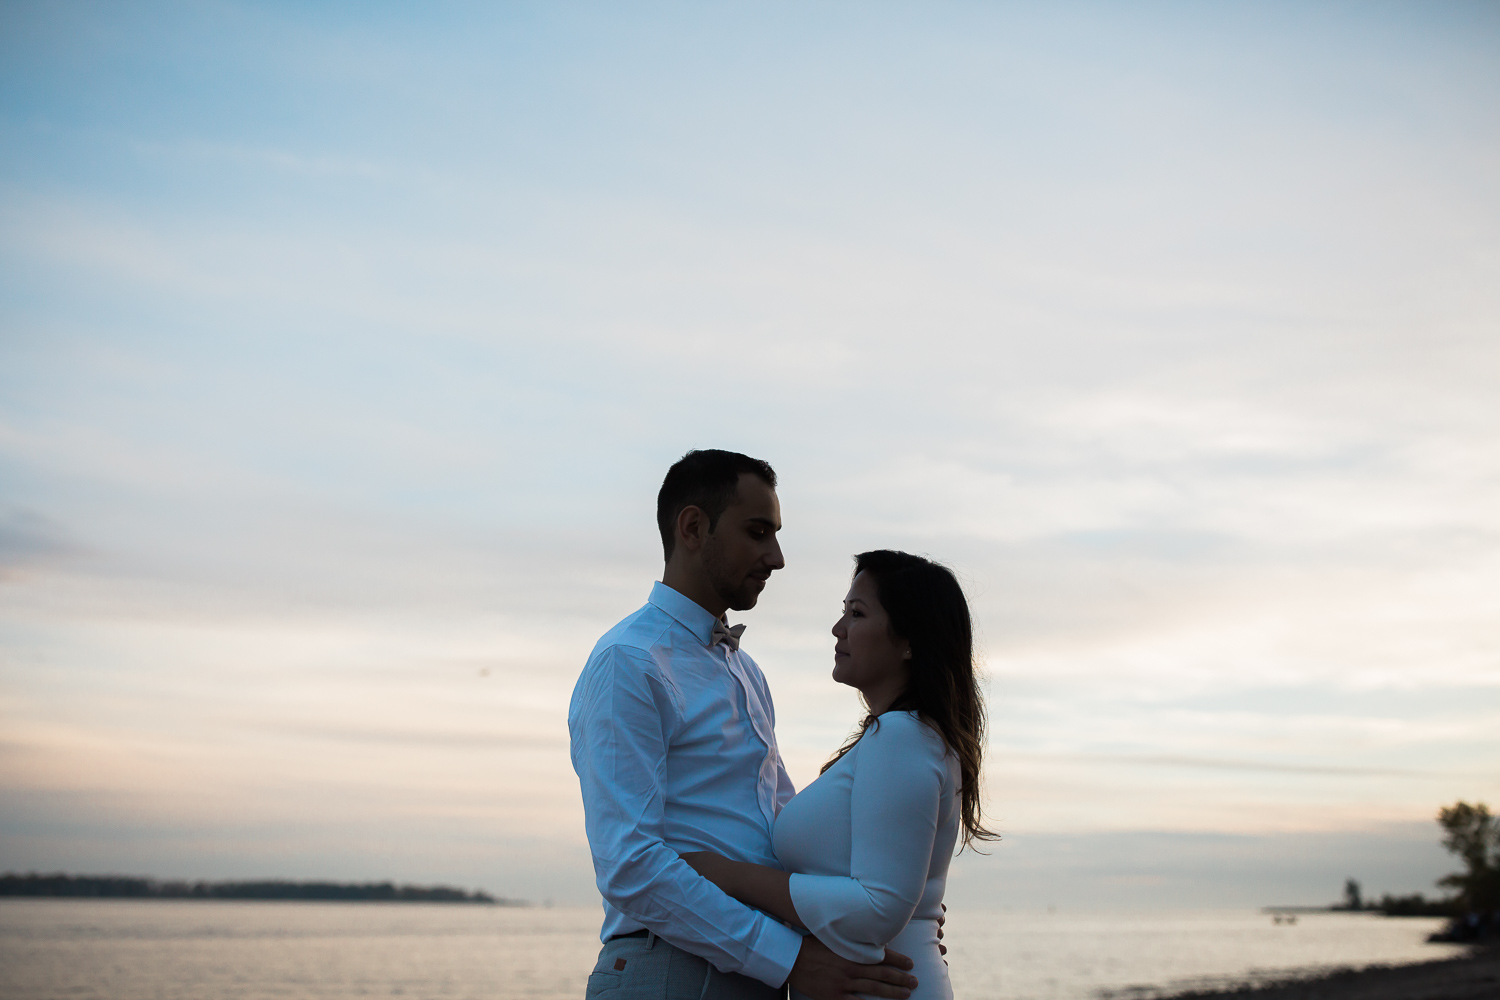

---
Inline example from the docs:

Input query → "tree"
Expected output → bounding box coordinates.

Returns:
[1437,801,1500,914]
[1342,878,1363,911]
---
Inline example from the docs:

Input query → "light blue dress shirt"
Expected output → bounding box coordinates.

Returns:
[569,582,803,989]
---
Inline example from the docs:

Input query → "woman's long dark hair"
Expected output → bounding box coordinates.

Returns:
[822,549,998,850]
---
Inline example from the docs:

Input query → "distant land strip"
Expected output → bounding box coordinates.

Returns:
[0,872,521,904]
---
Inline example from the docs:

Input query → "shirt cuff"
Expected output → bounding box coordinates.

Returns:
[788,873,887,964]
[742,914,804,988]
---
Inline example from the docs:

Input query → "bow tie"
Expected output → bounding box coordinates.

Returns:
[711,620,747,651]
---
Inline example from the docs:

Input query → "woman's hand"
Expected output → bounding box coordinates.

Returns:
[678,851,804,929]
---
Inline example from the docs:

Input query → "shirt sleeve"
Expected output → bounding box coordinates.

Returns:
[786,713,945,964]
[569,644,804,987]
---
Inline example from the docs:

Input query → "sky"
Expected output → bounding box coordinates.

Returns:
[1,1,1497,910]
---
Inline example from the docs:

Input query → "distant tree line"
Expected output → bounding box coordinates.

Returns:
[1331,877,1456,917]
[1370,891,1456,917]
[0,873,514,904]
[1333,800,1499,940]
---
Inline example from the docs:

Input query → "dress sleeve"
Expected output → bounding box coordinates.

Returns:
[569,644,803,987]
[787,713,945,964]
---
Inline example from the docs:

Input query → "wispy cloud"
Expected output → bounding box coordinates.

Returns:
[1022,752,1452,779]
[132,138,390,180]
[0,507,77,577]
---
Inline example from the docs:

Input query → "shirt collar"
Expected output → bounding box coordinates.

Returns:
[649,581,722,647]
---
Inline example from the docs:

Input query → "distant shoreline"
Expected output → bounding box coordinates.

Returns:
[0,873,522,905]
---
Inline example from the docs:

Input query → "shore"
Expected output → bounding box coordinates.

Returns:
[1159,945,1499,1000]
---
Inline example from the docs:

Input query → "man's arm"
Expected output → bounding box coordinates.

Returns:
[680,852,919,1000]
[569,645,803,988]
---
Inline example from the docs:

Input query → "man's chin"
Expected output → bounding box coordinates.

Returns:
[726,593,761,613]
[725,581,767,613]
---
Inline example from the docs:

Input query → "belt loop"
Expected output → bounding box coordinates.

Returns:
[697,963,714,1000]
[645,930,657,950]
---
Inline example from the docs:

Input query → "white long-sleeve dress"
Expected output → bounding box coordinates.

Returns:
[774,710,960,1000]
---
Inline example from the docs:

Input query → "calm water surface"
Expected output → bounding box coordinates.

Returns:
[0,900,1466,1000]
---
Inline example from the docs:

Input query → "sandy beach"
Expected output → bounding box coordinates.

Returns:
[1163,946,1499,1000]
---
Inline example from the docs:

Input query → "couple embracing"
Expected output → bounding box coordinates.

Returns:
[569,449,993,1000]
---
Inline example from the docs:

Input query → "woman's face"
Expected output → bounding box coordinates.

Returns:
[831,571,911,712]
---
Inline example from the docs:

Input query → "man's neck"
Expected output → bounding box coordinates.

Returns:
[661,563,728,620]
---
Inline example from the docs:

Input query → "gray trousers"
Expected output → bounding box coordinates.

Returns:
[585,932,786,1000]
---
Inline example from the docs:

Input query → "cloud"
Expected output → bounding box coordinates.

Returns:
[132,139,389,181]
[1025,753,1442,779]
[254,723,568,751]
[0,507,76,578]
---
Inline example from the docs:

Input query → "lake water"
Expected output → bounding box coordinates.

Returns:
[0,900,1467,1000]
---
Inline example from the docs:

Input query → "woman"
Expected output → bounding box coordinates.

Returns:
[682,549,994,1000]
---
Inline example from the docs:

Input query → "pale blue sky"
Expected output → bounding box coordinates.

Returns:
[2,2,1497,907]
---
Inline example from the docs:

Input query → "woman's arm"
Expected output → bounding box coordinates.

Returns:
[679,852,805,929]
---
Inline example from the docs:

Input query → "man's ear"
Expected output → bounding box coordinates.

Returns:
[675,504,709,553]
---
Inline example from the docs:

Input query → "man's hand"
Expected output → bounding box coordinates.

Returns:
[937,902,946,958]
[786,935,917,1000]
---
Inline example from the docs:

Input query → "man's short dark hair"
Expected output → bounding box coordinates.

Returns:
[657,449,777,560]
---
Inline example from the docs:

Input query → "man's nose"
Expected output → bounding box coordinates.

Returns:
[766,538,785,570]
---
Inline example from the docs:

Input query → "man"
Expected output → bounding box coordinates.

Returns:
[569,450,919,1000]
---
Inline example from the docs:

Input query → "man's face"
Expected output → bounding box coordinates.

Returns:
[701,474,785,612]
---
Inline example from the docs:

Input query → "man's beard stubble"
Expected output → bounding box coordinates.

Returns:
[702,539,762,613]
